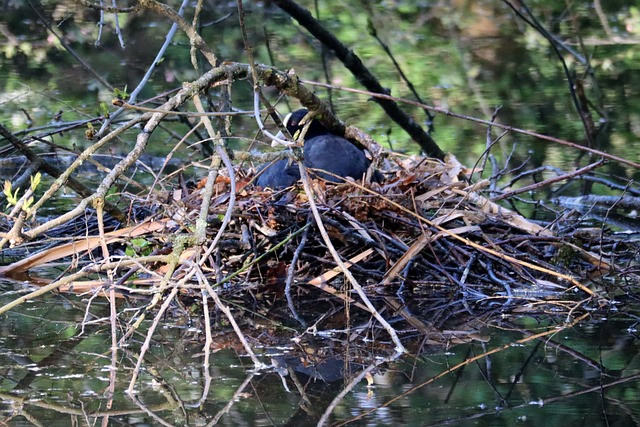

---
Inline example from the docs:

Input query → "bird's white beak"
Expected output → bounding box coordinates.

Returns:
[271,130,289,148]
[270,112,294,147]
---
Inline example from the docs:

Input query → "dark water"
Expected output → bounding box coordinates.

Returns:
[1,281,639,426]
[1,1,640,426]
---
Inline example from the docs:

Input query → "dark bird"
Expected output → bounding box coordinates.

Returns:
[255,109,374,188]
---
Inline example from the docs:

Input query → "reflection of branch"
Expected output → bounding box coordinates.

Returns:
[29,2,113,91]
[339,312,591,426]
[209,373,256,424]
[205,278,266,368]
[129,393,184,426]
[421,371,640,426]
[503,0,595,146]
[367,19,435,131]
[138,0,217,67]
[96,0,190,139]
[273,0,445,160]
[319,351,403,426]
[127,287,181,393]
[71,0,140,13]
[0,391,177,420]
[198,286,214,407]
[593,0,615,39]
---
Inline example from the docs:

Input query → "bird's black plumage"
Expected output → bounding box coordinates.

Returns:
[256,109,373,189]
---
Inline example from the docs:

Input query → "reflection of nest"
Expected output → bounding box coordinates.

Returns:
[2,151,630,359]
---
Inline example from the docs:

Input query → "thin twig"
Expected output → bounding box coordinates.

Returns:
[285,218,311,327]
[492,158,606,201]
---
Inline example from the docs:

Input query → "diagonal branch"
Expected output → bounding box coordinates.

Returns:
[273,0,445,159]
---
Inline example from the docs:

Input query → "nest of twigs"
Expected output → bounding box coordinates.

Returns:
[3,149,633,360]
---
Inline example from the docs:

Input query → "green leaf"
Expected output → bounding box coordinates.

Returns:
[114,86,130,100]
[99,102,110,117]
[3,180,12,199]
[126,238,152,256]
[4,181,19,206]
[30,172,41,191]
[23,196,34,212]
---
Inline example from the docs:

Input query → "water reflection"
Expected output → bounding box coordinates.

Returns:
[1,280,638,426]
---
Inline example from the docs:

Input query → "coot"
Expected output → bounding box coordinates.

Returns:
[256,109,373,188]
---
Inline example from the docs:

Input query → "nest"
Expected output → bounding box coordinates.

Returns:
[2,151,631,359]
